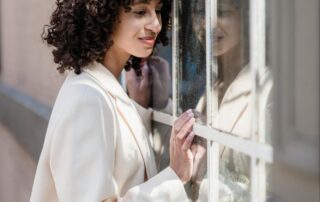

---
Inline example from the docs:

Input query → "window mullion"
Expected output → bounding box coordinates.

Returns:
[250,0,267,201]
[172,0,180,119]
[205,0,219,201]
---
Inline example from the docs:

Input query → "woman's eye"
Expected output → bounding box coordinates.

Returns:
[156,9,162,15]
[134,10,147,16]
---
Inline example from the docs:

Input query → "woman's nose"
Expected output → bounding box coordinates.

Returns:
[145,12,162,34]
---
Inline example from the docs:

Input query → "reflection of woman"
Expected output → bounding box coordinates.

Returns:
[30,0,199,201]
[190,0,251,105]
[192,0,273,201]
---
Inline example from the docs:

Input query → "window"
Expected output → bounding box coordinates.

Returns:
[150,0,274,201]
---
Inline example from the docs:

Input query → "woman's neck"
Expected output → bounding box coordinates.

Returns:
[216,43,249,104]
[217,43,249,83]
[102,46,130,79]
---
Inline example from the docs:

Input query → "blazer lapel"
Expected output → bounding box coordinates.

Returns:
[113,97,157,179]
[83,62,157,180]
[214,66,252,134]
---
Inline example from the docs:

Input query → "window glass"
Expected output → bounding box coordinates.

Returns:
[214,0,273,201]
[177,0,208,201]
[214,0,252,200]
[151,121,172,171]
[149,39,173,172]
[149,42,173,114]
[213,0,251,138]
[177,0,207,117]
[219,146,251,201]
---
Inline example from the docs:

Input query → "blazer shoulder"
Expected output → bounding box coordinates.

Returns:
[57,72,115,105]
[49,72,116,130]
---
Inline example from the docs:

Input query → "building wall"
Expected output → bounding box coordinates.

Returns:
[0,122,36,202]
[0,1,65,200]
[0,0,65,107]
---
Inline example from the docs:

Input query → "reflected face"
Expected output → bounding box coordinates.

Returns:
[214,1,241,56]
[192,0,241,57]
[112,0,163,58]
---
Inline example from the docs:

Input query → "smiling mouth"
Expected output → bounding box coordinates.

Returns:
[139,37,156,46]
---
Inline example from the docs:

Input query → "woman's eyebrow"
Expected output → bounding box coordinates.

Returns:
[132,0,163,6]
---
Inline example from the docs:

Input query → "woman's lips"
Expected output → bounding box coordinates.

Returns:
[139,37,155,46]
[213,36,224,42]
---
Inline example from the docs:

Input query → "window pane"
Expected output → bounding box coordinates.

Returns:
[151,121,171,171]
[212,0,273,142]
[213,0,252,138]
[177,0,208,201]
[150,42,173,114]
[177,0,207,117]
[219,147,251,201]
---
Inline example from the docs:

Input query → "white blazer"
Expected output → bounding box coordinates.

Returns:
[197,65,273,201]
[30,62,188,202]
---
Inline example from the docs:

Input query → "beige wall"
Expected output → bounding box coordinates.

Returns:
[0,0,66,107]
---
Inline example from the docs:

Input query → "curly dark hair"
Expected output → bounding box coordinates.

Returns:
[42,0,171,76]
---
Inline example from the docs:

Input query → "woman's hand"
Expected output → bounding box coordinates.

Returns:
[148,56,170,109]
[170,109,196,184]
[126,56,170,109]
[125,61,151,108]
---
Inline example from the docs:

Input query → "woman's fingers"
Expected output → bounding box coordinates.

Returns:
[181,132,196,152]
[169,110,197,184]
[176,117,195,140]
[174,109,193,134]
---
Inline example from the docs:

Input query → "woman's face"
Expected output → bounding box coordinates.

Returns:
[111,0,163,58]
[214,1,241,56]
[192,0,241,57]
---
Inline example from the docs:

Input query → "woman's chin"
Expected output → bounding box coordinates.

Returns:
[132,51,153,58]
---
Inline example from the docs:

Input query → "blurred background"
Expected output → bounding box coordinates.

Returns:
[0,0,319,201]
[0,0,65,201]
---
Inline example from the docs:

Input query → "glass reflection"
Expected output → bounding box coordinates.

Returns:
[177,0,208,201]
[178,0,273,201]
[216,0,253,201]
[178,0,206,114]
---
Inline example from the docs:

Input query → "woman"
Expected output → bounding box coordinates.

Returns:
[30,0,196,201]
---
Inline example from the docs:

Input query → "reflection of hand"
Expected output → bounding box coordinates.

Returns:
[125,56,170,109]
[191,140,207,183]
[191,110,207,183]
[125,61,151,108]
[170,109,196,184]
[148,56,170,109]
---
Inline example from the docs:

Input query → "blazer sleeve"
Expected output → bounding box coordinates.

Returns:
[49,85,188,202]
[49,85,118,201]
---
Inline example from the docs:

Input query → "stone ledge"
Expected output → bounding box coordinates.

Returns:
[0,82,51,161]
